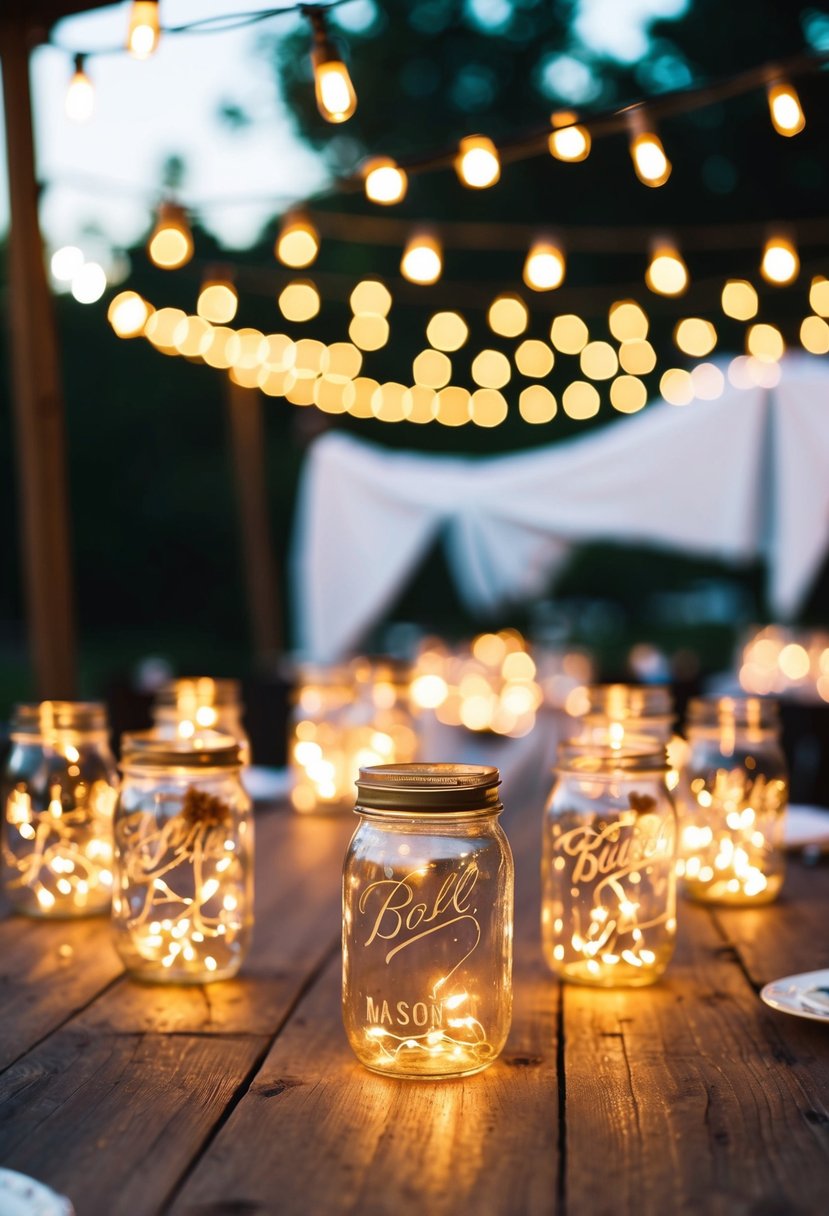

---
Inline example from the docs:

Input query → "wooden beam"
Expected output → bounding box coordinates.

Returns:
[0,17,76,696]
[225,377,282,664]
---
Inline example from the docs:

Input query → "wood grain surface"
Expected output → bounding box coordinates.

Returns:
[1,800,828,1216]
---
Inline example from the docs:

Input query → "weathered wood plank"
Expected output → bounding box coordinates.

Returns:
[168,948,559,1216]
[0,808,353,1059]
[711,858,829,990]
[168,798,559,1216]
[0,1029,268,1216]
[563,898,829,1216]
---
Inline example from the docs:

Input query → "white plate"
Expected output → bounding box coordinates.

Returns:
[242,766,291,803]
[761,968,829,1023]
[0,1170,74,1216]
[784,805,829,850]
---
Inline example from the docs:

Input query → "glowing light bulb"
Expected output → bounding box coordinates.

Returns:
[455,135,500,189]
[645,242,688,296]
[761,235,799,285]
[308,9,356,123]
[65,55,94,122]
[276,214,319,269]
[108,291,151,337]
[147,202,193,270]
[71,262,107,304]
[401,232,442,285]
[767,80,805,137]
[523,240,565,291]
[363,157,407,205]
[197,276,238,324]
[627,109,671,187]
[548,110,590,162]
[674,317,717,358]
[721,279,758,320]
[747,322,785,363]
[127,1,160,59]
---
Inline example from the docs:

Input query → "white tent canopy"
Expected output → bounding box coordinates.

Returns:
[291,356,829,660]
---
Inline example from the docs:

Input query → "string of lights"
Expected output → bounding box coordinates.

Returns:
[62,1,358,124]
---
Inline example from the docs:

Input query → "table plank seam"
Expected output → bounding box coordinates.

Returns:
[0,968,124,1079]
[158,931,342,1215]
[556,986,567,1216]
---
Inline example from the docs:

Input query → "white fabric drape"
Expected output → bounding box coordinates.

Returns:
[291,356,829,660]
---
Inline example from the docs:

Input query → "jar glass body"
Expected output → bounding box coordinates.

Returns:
[542,749,677,987]
[152,679,251,766]
[677,698,788,904]
[112,753,253,982]
[290,660,419,815]
[2,703,118,917]
[343,809,513,1079]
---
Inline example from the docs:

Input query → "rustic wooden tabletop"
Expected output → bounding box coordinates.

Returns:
[1,797,828,1216]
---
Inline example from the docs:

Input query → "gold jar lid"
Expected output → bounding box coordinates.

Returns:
[153,677,242,709]
[356,762,502,814]
[120,730,243,770]
[687,695,779,730]
[583,683,674,720]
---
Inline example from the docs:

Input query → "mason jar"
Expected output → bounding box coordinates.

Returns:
[1,701,118,917]
[576,683,683,789]
[112,731,253,982]
[343,763,513,1079]
[542,742,677,987]
[289,662,354,813]
[152,678,251,766]
[677,696,788,904]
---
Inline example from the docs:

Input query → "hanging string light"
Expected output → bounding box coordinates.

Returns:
[645,240,688,296]
[626,107,672,187]
[147,201,193,269]
[306,5,357,124]
[721,279,759,320]
[761,233,799,284]
[400,232,443,285]
[276,213,320,268]
[127,1,161,59]
[362,157,408,205]
[197,272,238,324]
[766,78,806,137]
[548,110,591,163]
[523,240,566,291]
[65,54,94,122]
[455,136,501,189]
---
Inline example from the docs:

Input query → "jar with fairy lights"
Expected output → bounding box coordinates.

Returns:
[576,684,683,788]
[2,702,119,917]
[542,742,677,987]
[290,659,419,815]
[677,696,788,905]
[112,732,253,982]
[343,763,513,1079]
[151,678,251,766]
[289,663,354,813]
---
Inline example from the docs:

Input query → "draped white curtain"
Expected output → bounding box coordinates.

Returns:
[290,356,829,660]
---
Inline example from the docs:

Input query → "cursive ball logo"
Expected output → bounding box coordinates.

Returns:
[557,815,674,886]
[358,862,481,987]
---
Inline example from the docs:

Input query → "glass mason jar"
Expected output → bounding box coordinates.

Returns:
[576,683,683,789]
[289,662,355,814]
[152,678,251,766]
[112,732,253,982]
[542,742,677,987]
[343,763,514,1080]
[1,701,118,917]
[677,696,788,904]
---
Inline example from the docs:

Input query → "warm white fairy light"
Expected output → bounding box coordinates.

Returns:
[455,135,501,189]
[147,202,193,270]
[363,157,407,205]
[548,110,591,162]
[766,80,805,137]
[127,1,160,59]
[645,242,688,296]
[761,235,799,285]
[627,108,671,187]
[523,240,566,291]
[276,214,320,268]
[401,232,443,285]
[307,7,357,123]
[65,55,94,122]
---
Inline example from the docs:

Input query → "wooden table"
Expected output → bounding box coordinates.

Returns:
[2,798,828,1216]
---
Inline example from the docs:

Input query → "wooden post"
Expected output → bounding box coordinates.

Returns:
[0,16,76,696]
[225,377,282,664]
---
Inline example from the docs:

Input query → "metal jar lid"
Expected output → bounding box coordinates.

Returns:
[355,762,502,814]
[556,740,669,775]
[153,677,243,709]
[120,730,243,770]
